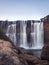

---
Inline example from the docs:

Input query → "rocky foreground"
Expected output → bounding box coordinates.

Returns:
[0,37,49,65]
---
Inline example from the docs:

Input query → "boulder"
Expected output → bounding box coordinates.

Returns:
[0,39,29,65]
[0,39,22,65]
[19,53,49,65]
[16,47,33,55]
[19,52,41,65]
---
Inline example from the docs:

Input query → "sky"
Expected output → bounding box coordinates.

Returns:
[0,0,49,21]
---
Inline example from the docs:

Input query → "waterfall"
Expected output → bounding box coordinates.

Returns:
[20,21,27,48]
[32,22,44,49]
[6,23,16,46]
[6,21,44,49]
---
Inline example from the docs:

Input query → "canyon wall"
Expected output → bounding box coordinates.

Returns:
[41,15,49,44]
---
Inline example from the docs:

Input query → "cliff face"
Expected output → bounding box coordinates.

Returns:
[0,20,14,33]
[44,22,49,43]
[41,15,49,61]
[41,15,49,44]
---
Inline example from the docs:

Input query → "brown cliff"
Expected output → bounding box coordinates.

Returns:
[41,15,49,44]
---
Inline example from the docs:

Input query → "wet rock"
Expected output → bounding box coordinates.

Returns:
[16,47,33,55]
[19,52,40,65]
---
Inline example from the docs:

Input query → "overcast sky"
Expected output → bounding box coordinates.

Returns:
[0,0,49,21]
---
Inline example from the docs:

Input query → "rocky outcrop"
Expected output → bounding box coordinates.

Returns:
[41,15,49,44]
[0,38,49,65]
[0,39,21,65]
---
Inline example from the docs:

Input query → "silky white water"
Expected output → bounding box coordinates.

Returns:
[6,24,16,46]
[6,21,44,49]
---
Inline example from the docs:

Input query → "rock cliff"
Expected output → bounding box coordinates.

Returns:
[41,15,49,44]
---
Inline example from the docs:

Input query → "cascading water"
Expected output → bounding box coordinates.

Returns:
[6,21,44,50]
[6,23,16,46]
[32,22,44,49]
[20,21,27,48]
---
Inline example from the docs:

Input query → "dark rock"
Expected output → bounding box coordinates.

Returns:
[41,44,49,61]
[19,52,40,65]
[26,20,31,33]
[16,47,33,55]
[40,60,49,65]
[16,21,20,46]
[44,22,49,43]
[41,15,49,44]
[0,54,14,65]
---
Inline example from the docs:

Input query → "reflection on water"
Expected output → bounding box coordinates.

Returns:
[27,49,42,58]
[32,49,42,58]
